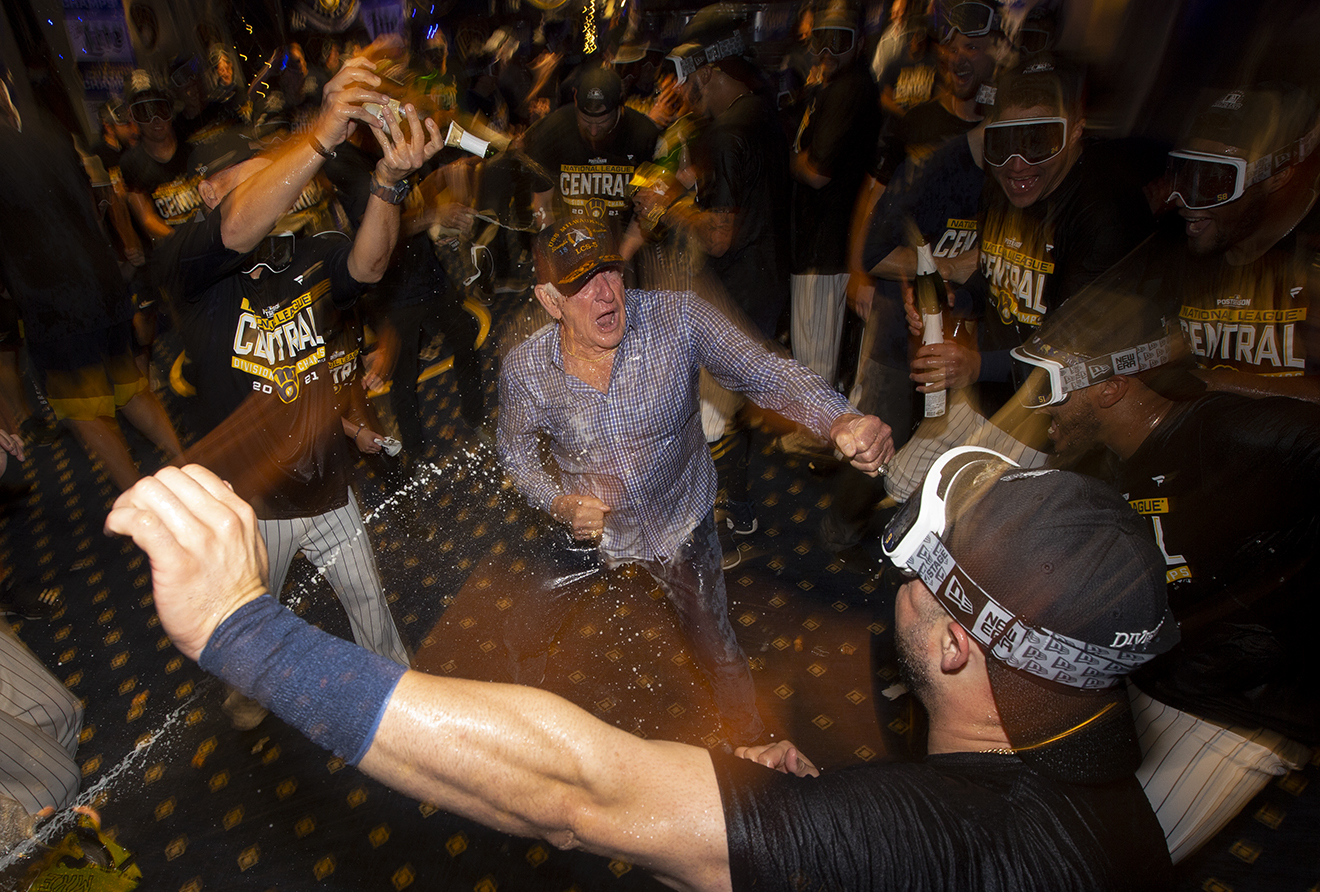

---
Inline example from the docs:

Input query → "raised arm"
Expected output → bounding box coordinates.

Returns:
[221,55,391,253]
[104,465,732,892]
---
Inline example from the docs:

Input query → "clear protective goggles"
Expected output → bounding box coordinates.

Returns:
[1016,23,1053,55]
[170,57,200,88]
[937,1,1000,42]
[881,446,1015,573]
[242,231,296,275]
[809,26,856,56]
[1010,332,1179,408]
[129,97,173,124]
[1167,118,1320,210]
[1165,150,1262,210]
[881,446,1161,690]
[665,30,747,85]
[983,116,1068,167]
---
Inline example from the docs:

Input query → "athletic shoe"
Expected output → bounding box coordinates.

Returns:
[725,500,758,536]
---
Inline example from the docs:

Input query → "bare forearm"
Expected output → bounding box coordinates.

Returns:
[871,245,916,281]
[347,194,400,283]
[222,139,323,252]
[360,673,730,891]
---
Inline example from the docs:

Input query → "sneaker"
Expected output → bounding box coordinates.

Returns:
[0,583,63,620]
[718,523,742,570]
[18,416,60,447]
[725,500,758,536]
[222,689,269,731]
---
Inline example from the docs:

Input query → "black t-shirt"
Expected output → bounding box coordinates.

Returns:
[791,62,881,273]
[120,142,205,226]
[713,750,1172,891]
[0,111,132,342]
[695,92,792,338]
[155,211,362,519]
[522,104,659,226]
[970,146,1154,380]
[1167,201,1320,379]
[1117,393,1320,740]
[872,99,977,186]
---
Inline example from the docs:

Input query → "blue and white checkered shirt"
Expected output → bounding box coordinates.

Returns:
[498,289,855,561]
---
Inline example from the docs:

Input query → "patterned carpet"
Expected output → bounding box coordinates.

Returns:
[0,291,1313,890]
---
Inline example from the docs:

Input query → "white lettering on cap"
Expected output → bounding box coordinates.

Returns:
[1213,90,1244,111]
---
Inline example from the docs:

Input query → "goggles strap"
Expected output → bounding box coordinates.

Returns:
[911,532,1161,689]
[1056,332,1179,395]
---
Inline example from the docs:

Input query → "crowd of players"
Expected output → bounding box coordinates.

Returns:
[0,0,1317,887]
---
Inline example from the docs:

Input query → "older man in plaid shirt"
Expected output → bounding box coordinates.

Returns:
[497,219,894,745]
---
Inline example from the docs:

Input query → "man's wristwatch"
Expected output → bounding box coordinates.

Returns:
[369,174,412,205]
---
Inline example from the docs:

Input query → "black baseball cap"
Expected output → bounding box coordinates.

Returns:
[943,467,1178,784]
[533,218,624,295]
[1181,83,1320,161]
[575,67,623,116]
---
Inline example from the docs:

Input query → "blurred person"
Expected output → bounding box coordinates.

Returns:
[0,65,182,492]
[876,11,938,119]
[1017,288,1320,862]
[821,0,1005,568]
[637,8,792,541]
[105,454,1174,891]
[0,618,83,816]
[789,0,881,390]
[522,67,660,230]
[90,98,138,174]
[361,154,486,468]
[497,218,894,745]
[1159,83,1320,402]
[119,70,202,241]
[885,56,1154,501]
[151,51,446,726]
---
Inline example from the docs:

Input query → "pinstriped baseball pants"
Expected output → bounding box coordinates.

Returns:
[790,272,851,388]
[1131,685,1310,863]
[0,627,83,813]
[258,488,408,667]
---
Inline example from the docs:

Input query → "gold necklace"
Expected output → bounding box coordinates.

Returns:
[564,346,616,363]
[980,747,1016,755]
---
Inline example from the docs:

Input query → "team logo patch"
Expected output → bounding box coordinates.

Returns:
[273,366,300,403]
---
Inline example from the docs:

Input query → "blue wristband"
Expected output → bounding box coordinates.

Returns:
[199,595,406,765]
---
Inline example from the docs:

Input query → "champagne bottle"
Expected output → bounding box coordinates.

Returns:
[915,241,947,417]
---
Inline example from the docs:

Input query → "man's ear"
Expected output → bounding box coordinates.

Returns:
[1069,116,1086,147]
[533,282,563,320]
[1095,375,1129,410]
[1264,165,1295,195]
[940,620,973,674]
[198,177,221,210]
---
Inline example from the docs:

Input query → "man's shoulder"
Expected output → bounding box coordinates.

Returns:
[502,322,559,378]
[614,108,660,153]
[523,107,576,152]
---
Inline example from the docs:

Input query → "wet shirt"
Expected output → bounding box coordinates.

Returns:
[497,290,853,562]
[156,211,363,519]
[0,110,132,342]
[522,104,660,226]
[1170,202,1320,379]
[1116,393,1320,739]
[120,143,204,227]
[713,750,1173,892]
[971,148,1154,368]
[694,91,792,338]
